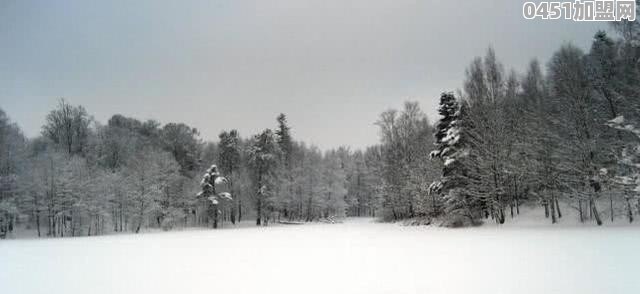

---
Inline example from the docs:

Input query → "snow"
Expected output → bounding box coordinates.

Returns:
[218,192,232,200]
[609,115,625,125]
[444,158,455,166]
[1,216,639,294]
[429,150,441,159]
[443,127,460,145]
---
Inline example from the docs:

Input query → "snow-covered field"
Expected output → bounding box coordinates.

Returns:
[1,216,639,294]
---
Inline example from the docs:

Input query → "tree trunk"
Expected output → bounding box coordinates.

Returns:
[510,201,514,218]
[550,196,557,224]
[256,198,262,226]
[36,212,41,237]
[305,196,312,222]
[230,206,236,225]
[610,193,614,223]
[626,196,634,223]
[543,201,549,218]
[113,208,118,232]
[52,214,56,237]
[47,212,52,237]
[554,193,562,218]
[136,200,144,233]
[590,198,602,226]
[120,202,124,232]
[71,211,75,237]
[578,199,584,223]
[430,194,438,217]
[516,180,521,215]
[213,204,218,229]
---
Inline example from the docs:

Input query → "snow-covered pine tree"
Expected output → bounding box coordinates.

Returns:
[218,130,241,224]
[275,114,293,167]
[274,114,295,221]
[247,129,280,225]
[429,92,476,227]
[197,164,232,229]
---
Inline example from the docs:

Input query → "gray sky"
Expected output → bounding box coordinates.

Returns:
[1,0,605,149]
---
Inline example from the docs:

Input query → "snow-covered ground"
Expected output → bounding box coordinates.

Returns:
[1,215,638,294]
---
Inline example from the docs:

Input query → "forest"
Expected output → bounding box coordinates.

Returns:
[1,21,640,238]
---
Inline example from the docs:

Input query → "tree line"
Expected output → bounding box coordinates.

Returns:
[376,21,640,226]
[0,103,383,238]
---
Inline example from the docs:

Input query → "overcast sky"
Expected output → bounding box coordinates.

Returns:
[1,0,605,149]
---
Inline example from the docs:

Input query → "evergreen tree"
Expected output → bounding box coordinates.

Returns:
[429,92,477,226]
[275,114,293,167]
[588,31,620,119]
[218,130,241,224]
[274,114,295,220]
[247,129,280,225]
[197,164,232,229]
